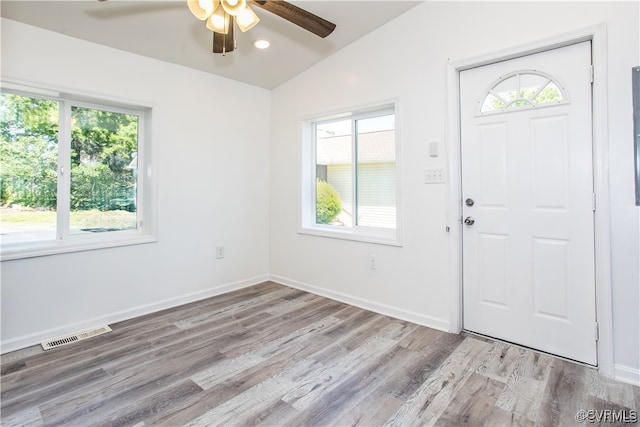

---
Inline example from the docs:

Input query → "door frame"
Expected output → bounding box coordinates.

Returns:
[445,24,614,377]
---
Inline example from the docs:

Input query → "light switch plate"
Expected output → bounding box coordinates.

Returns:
[424,168,446,184]
[429,141,439,157]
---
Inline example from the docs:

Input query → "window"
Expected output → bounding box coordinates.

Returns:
[0,86,155,259]
[301,103,400,245]
[479,71,568,115]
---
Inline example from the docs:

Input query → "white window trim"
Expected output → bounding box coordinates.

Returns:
[299,101,402,247]
[0,81,158,261]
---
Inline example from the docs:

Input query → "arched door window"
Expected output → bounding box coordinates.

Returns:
[478,70,568,115]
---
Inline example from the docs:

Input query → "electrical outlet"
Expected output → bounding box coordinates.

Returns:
[369,255,377,270]
[216,246,225,259]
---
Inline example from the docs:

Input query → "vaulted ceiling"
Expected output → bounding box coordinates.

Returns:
[1,1,423,89]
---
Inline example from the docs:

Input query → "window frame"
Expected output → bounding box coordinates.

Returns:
[476,70,570,116]
[299,101,402,246]
[1,83,157,260]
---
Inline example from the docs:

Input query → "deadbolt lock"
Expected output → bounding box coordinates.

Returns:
[465,198,475,207]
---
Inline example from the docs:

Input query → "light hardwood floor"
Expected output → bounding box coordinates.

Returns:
[2,282,638,426]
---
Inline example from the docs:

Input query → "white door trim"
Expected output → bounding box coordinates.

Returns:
[445,24,614,377]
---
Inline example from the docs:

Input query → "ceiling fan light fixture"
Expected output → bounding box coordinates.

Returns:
[235,5,260,32]
[220,0,247,17]
[187,0,219,20]
[184,0,337,56]
[206,7,230,34]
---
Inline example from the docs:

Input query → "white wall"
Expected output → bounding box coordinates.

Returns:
[0,19,271,351]
[2,2,638,385]
[269,1,639,382]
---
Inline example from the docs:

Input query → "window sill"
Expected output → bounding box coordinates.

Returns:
[298,226,402,247]
[1,233,158,261]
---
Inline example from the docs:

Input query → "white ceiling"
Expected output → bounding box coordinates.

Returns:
[1,0,423,89]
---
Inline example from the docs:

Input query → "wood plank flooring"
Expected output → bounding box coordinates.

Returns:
[1,282,638,426]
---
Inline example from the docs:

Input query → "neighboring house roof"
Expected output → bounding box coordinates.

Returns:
[316,130,395,165]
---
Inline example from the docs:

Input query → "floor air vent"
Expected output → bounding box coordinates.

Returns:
[41,325,112,350]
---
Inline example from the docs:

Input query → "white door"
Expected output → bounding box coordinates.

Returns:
[460,42,597,365]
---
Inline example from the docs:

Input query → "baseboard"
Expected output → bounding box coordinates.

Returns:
[270,274,450,333]
[0,274,269,354]
[614,363,640,386]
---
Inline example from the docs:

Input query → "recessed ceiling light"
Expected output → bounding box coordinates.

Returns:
[253,39,271,50]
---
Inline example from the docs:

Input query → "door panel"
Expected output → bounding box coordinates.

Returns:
[478,233,510,308]
[478,122,509,207]
[531,116,569,209]
[461,42,597,365]
[532,237,569,320]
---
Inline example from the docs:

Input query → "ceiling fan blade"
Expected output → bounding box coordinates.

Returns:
[250,0,335,38]
[213,25,235,54]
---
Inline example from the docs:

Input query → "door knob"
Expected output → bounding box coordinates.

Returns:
[464,216,475,226]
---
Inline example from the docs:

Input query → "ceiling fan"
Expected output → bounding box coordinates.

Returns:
[99,0,336,55]
[192,0,336,54]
